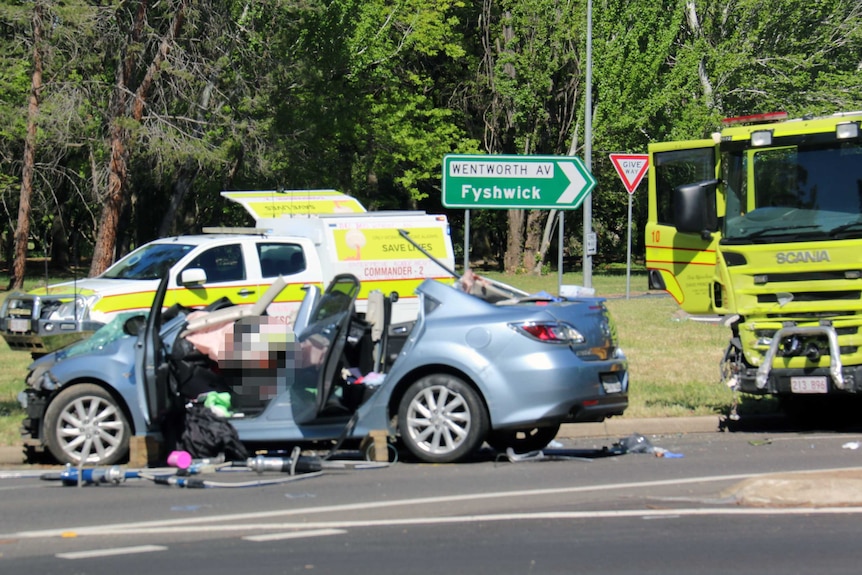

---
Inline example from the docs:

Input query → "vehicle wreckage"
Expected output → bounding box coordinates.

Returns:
[22,235,629,465]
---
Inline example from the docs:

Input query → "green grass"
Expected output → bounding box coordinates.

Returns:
[0,345,30,446]
[0,273,74,445]
[0,269,755,446]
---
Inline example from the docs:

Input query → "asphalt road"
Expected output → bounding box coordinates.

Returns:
[2,426,862,574]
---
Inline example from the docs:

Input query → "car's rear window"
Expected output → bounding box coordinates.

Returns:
[257,243,306,278]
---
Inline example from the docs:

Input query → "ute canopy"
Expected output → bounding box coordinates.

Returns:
[221,190,366,222]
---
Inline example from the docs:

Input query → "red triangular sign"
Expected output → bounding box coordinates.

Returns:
[609,153,649,194]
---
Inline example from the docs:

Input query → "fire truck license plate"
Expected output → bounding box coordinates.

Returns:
[790,376,828,394]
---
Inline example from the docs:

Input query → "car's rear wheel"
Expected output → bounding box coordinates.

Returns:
[43,384,130,465]
[486,423,561,454]
[397,374,487,463]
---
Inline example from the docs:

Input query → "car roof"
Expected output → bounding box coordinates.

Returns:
[146,233,287,246]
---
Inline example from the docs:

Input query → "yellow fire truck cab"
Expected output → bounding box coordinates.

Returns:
[646,111,862,399]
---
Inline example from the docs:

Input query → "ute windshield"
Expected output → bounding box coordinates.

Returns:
[100,243,195,280]
[722,140,862,244]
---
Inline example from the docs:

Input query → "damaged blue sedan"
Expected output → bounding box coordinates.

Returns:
[22,264,628,465]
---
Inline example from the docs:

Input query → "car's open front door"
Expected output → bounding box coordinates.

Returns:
[135,272,173,429]
[290,274,361,424]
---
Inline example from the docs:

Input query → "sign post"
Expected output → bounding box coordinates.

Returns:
[609,154,649,299]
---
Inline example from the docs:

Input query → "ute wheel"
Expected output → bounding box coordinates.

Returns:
[486,424,561,454]
[43,384,131,465]
[397,374,488,463]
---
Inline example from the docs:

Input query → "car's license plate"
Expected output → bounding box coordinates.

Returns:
[790,376,828,394]
[602,381,623,394]
[8,318,30,333]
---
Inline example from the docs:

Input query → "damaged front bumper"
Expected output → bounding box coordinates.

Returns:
[19,388,48,444]
[734,325,862,395]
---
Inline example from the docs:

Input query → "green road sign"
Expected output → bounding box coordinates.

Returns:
[442,154,596,210]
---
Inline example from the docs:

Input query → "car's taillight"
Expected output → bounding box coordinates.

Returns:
[509,321,585,344]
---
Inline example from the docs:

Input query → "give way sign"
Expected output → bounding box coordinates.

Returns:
[609,153,649,194]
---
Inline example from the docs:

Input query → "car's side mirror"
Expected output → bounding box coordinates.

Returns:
[673,179,719,239]
[179,267,207,286]
[123,314,148,336]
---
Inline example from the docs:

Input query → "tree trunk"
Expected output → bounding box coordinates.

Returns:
[533,124,580,274]
[51,213,69,270]
[9,2,44,290]
[685,1,714,109]
[533,209,558,275]
[89,0,187,276]
[158,77,213,237]
[523,209,545,274]
[504,209,524,272]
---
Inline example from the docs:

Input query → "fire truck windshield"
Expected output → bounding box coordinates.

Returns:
[721,140,862,243]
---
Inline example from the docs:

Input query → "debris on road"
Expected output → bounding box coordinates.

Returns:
[35,445,391,489]
[613,433,684,458]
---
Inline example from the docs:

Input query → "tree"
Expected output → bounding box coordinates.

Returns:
[87,1,189,275]
[2,0,107,284]
[471,0,587,273]
[7,1,43,290]
[590,0,862,265]
[3,0,860,281]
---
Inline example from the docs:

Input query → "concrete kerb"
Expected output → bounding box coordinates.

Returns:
[724,468,862,507]
[557,415,722,439]
[0,445,31,468]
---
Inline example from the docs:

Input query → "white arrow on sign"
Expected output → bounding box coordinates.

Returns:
[556,162,589,204]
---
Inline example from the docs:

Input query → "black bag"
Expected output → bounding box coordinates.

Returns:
[176,403,248,461]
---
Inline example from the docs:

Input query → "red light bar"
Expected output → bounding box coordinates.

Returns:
[721,111,789,126]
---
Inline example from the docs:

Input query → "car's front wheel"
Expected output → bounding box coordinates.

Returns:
[397,374,488,463]
[43,383,131,465]
[486,424,561,454]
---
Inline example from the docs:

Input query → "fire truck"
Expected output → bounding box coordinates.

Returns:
[645,111,862,406]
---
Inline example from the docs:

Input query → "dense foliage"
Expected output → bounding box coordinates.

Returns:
[1,0,860,282]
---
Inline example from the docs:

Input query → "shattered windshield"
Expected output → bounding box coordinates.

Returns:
[722,141,862,244]
[100,243,194,280]
[57,312,148,360]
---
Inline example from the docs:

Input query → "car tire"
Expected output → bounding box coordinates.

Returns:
[397,374,488,464]
[43,384,131,466]
[486,424,561,454]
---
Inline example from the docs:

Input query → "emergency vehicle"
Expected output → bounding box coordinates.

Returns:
[1,190,455,355]
[645,111,862,403]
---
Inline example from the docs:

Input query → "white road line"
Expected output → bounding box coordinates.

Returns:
[0,472,758,538]
[59,506,862,537]
[7,467,862,540]
[243,528,346,542]
[56,545,167,560]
